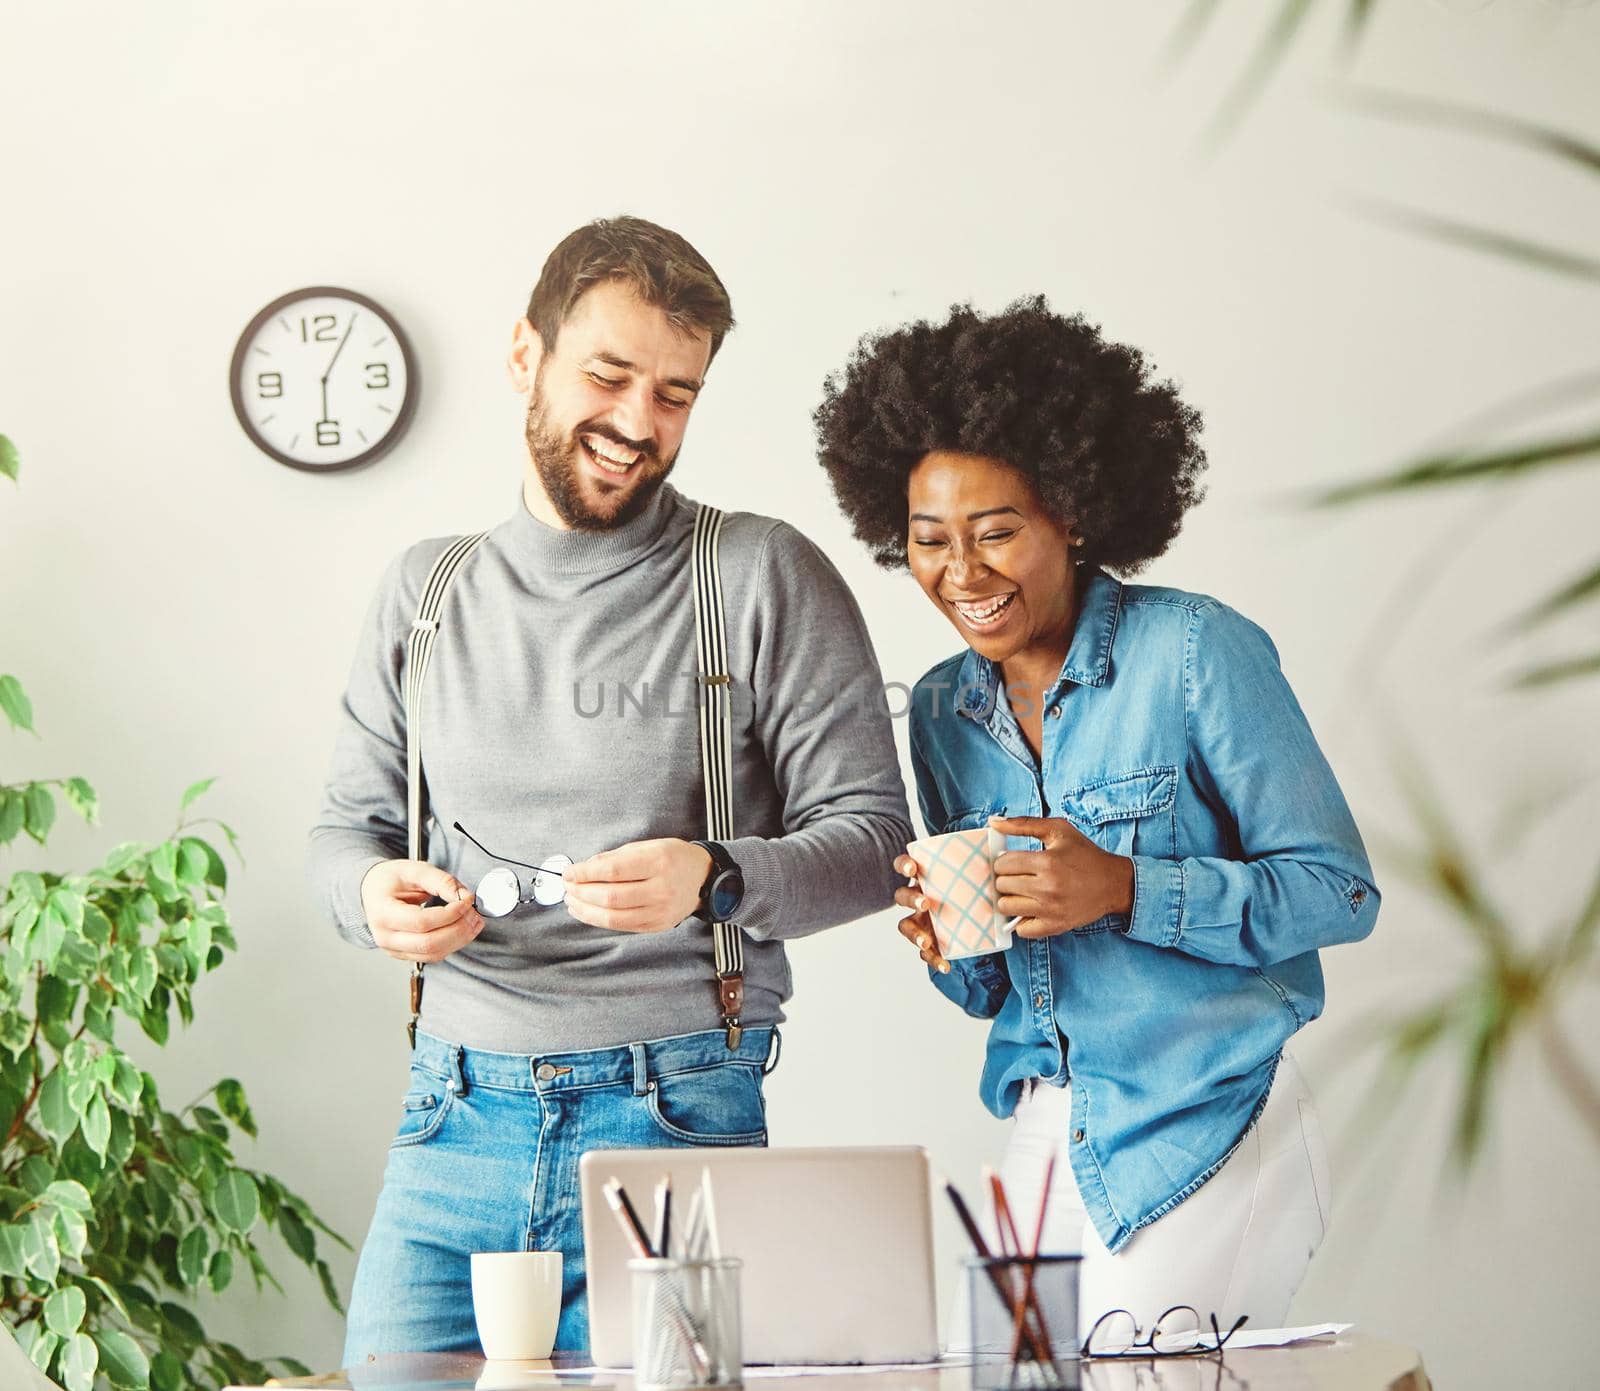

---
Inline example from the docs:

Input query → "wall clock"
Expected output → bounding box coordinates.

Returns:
[229,286,418,471]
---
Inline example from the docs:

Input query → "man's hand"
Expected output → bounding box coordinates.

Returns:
[563,838,712,934]
[988,815,1135,939]
[361,859,484,963]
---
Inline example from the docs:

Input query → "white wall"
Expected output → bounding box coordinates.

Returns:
[3,2,1598,1387]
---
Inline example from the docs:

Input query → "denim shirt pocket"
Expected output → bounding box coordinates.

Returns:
[1059,766,1178,855]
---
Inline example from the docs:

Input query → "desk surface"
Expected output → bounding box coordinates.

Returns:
[272,1334,1429,1391]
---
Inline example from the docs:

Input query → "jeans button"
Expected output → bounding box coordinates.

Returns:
[535,1063,558,1082]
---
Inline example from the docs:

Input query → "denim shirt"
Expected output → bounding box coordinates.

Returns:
[909,571,1378,1252]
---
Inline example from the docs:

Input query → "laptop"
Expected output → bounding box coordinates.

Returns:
[580,1146,939,1367]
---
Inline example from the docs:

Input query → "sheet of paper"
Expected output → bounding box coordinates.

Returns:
[1146,1322,1352,1354]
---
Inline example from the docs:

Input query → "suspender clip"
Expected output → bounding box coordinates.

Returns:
[718,971,744,1051]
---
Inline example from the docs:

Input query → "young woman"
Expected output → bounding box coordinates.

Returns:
[814,298,1379,1339]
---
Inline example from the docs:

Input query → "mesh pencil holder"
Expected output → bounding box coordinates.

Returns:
[965,1253,1081,1389]
[629,1256,742,1390]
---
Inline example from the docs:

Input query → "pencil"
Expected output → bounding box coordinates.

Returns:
[1007,1155,1056,1366]
[939,1175,1051,1364]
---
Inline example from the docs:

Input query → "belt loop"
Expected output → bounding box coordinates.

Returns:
[631,1042,650,1097]
[762,1026,783,1076]
[451,1044,469,1097]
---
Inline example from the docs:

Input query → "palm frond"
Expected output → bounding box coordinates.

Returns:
[1387,744,1514,958]
[1314,428,1600,506]
[1512,648,1600,689]
[1511,559,1600,633]
[1205,0,1318,144]
[1452,997,1506,1165]
[1342,88,1600,179]
[1164,0,1226,67]
[1343,0,1380,54]
[1352,197,1600,283]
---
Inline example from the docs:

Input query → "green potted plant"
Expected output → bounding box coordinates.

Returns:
[1,433,347,1391]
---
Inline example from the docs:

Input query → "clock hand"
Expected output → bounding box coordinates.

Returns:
[321,313,358,386]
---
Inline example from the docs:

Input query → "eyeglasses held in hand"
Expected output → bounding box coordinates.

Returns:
[1082,1305,1247,1360]
[453,821,573,918]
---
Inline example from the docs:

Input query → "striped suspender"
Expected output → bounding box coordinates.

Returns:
[404,532,488,1048]
[398,511,747,1050]
[691,505,747,1050]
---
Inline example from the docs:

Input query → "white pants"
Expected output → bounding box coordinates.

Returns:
[987,1054,1330,1344]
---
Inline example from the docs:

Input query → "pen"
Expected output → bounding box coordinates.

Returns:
[656,1174,673,1260]
[602,1178,657,1258]
[605,1178,711,1377]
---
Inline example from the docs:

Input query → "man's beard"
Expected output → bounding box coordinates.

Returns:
[524,379,675,532]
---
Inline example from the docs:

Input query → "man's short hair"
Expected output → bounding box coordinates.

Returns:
[527,215,735,364]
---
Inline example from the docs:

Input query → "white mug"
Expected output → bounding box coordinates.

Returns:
[470,1250,563,1360]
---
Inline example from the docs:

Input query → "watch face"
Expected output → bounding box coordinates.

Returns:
[229,286,417,471]
[709,870,744,922]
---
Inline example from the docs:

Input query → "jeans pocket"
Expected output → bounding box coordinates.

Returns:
[390,1067,456,1150]
[645,1062,767,1147]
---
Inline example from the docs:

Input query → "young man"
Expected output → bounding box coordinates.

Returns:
[307,216,911,1358]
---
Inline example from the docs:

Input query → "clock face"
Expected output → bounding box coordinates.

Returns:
[229,286,418,471]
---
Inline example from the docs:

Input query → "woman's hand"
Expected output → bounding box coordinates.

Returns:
[892,854,951,974]
[988,815,1135,938]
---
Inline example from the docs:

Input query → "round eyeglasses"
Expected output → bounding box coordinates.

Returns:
[453,821,573,919]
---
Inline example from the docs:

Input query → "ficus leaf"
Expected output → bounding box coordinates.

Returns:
[209,1247,234,1293]
[10,869,46,904]
[44,1285,87,1336]
[0,433,19,483]
[112,1056,144,1106]
[0,1223,27,1277]
[315,1256,344,1313]
[24,1207,61,1281]
[95,1327,151,1389]
[101,842,146,877]
[158,1300,205,1350]
[277,1204,314,1263]
[179,777,215,810]
[177,1226,208,1287]
[24,782,56,844]
[176,838,210,888]
[27,1328,61,1374]
[81,901,114,946]
[59,1332,98,1391]
[0,789,23,843]
[0,673,34,732]
[82,1091,112,1158]
[43,1178,94,1213]
[211,1169,261,1235]
[54,1204,89,1259]
[38,1067,78,1142]
[150,1349,184,1391]
[62,777,99,825]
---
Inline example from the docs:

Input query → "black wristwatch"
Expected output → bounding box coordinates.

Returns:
[691,840,745,922]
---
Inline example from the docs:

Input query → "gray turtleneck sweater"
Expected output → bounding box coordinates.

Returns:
[306,484,912,1054]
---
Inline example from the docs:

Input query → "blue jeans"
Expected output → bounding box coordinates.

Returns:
[342,1027,775,1363]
